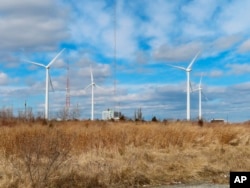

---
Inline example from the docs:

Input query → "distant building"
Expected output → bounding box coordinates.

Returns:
[102,110,113,120]
[102,109,121,120]
[210,119,225,123]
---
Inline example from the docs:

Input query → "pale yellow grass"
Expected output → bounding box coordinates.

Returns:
[0,121,249,187]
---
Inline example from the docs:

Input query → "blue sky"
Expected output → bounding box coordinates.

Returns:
[1,0,250,122]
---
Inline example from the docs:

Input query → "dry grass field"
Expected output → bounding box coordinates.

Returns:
[0,119,249,187]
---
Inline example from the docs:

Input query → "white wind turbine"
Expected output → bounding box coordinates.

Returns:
[25,49,65,120]
[193,74,207,120]
[85,66,101,121]
[167,51,200,121]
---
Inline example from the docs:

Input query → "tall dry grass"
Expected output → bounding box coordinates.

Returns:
[0,120,249,187]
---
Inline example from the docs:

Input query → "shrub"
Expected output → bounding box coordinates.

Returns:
[151,116,157,122]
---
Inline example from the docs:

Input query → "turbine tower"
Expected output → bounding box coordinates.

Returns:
[85,66,100,121]
[193,74,207,120]
[167,51,200,121]
[198,76,203,120]
[25,49,65,120]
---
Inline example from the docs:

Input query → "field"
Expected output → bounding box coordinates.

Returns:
[0,119,249,187]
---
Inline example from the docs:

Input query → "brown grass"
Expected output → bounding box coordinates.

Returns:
[0,120,249,187]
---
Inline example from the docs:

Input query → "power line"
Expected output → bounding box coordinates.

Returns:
[113,0,117,109]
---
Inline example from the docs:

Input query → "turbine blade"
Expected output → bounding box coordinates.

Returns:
[166,64,186,71]
[49,72,54,92]
[199,73,204,87]
[95,84,103,90]
[192,88,199,92]
[24,60,46,68]
[47,48,65,67]
[187,51,201,69]
[201,91,208,101]
[90,67,94,83]
[189,81,193,92]
[84,84,92,90]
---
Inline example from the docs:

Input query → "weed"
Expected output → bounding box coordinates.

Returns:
[0,121,249,187]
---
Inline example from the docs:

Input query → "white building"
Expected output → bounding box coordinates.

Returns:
[102,109,121,120]
[102,110,114,120]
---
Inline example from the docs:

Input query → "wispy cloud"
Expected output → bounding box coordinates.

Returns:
[238,39,250,53]
[0,72,9,85]
[226,63,250,75]
[153,42,203,62]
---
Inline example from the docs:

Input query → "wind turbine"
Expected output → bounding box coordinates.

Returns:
[85,66,101,121]
[193,74,207,120]
[167,51,200,121]
[25,49,65,120]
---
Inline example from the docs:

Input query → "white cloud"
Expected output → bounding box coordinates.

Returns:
[0,0,69,51]
[181,0,219,24]
[212,35,242,52]
[153,42,203,62]
[207,70,224,78]
[231,81,250,90]
[218,0,250,35]
[238,39,250,53]
[226,63,250,75]
[68,1,116,56]
[0,72,8,85]
[141,1,175,48]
